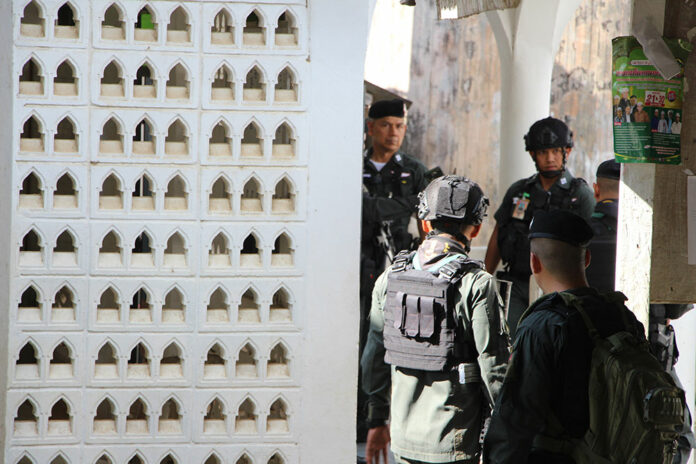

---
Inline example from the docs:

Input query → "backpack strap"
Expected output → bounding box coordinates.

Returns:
[391,250,414,273]
[437,255,484,282]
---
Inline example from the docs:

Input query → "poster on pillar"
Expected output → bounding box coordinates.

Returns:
[611,36,691,164]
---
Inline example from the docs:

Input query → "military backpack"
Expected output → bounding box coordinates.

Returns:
[383,251,482,372]
[534,292,685,464]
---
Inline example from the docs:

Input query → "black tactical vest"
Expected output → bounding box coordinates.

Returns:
[383,251,483,371]
[499,177,586,278]
[586,206,618,292]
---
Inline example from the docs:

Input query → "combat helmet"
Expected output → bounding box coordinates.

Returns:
[524,117,574,152]
[417,175,489,226]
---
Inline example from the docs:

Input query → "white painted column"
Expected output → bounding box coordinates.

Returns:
[486,0,583,189]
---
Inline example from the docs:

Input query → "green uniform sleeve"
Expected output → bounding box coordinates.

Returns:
[464,272,510,405]
[360,269,391,422]
[574,181,596,221]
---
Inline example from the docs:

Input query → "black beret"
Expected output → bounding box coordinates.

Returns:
[368,99,406,119]
[596,159,621,180]
[528,210,593,247]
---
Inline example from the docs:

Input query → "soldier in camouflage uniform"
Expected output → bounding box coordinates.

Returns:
[361,176,509,464]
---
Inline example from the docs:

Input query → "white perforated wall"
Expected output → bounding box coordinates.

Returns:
[3,1,369,463]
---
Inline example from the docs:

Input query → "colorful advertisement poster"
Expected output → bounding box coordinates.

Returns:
[612,36,691,164]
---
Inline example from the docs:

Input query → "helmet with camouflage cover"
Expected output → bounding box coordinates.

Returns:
[417,175,489,225]
[524,117,574,152]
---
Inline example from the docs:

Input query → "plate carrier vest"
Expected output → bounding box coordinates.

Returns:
[384,250,483,372]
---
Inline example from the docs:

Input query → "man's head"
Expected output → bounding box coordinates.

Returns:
[636,101,644,111]
[616,107,623,118]
[524,117,574,179]
[418,176,489,248]
[630,95,637,106]
[655,109,660,117]
[528,210,593,293]
[676,112,681,122]
[367,99,407,156]
[661,111,666,119]
[593,159,620,201]
[613,95,620,105]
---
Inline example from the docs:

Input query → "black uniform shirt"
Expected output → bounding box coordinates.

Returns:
[484,288,645,464]
[586,199,619,292]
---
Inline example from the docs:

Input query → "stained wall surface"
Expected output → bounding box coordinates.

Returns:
[2,0,366,462]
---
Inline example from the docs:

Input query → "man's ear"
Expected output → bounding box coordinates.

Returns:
[530,252,543,274]
[584,249,591,269]
[366,120,374,137]
[468,224,482,239]
[421,220,432,234]
[593,183,600,201]
[565,147,572,159]
[528,151,536,162]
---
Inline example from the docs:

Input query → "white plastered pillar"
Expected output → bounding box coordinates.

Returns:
[486,0,583,190]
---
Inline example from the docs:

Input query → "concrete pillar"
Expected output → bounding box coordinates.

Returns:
[486,0,582,189]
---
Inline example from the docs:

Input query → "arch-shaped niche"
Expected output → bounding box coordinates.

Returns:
[129,287,152,323]
[95,341,118,379]
[14,398,39,436]
[159,397,182,434]
[235,454,252,464]
[238,287,260,323]
[51,284,76,321]
[128,454,145,464]
[52,229,77,267]
[20,115,44,152]
[133,62,157,98]
[101,3,125,40]
[272,122,296,159]
[166,63,190,100]
[50,456,69,464]
[54,2,79,39]
[96,286,120,323]
[243,10,265,46]
[241,121,263,158]
[19,171,44,209]
[100,117,124,154]
[18,285,42,322]
[162,287,185,323]
[267,397,290,433]
[208,231,231,267]
[98,230,123,268]
[236,343,257,379]
[19,57,44,95]
[240,232,262,267]
[99,174,123,210]
[16,341,40,380]
[19,228,43,267]
[243,66,266,102]
[204,453,223,464]
[272,232,294,267]
[235,397,257,434]
[207,286,229,323]
[54,172,78,209]
[209,176,233,213]
[275,66,298,103]
[132,117,156,155]
[134,5,157,42]
[132,173,155,211]
[54,116,79,152]
[160,342,183,378]
[204,343,227,379]
[20,1,45,37]
[47,397,72,435]
[270,287,292,323]
[126,397,149,434]
[160,454,178,464]
[272,177,295,213]
[203,397,227,434]
[164,175,188,211]
[211,9,234,45]
[268,453,285,464]
[131,231,154,268]
[241,177,263,212]
[53,60,78,96]
[209,120,233,157]
[49,341,73,379]
[95,454,114,464]
[127,341,151,378]
[100,60,124,97]
[16,455,37,464]
[163,231,187,268]
[167,6,191,43]
[165,118,189,156]
[275,10,298,46]
[267,342,290,378]
[93,397,117,435]
[211,64,235,101]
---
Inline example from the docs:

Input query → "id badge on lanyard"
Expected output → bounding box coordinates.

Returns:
[512,193,530,220]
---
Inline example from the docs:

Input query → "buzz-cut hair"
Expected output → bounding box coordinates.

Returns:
[530,237,586,279]
[597,177,619,197]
